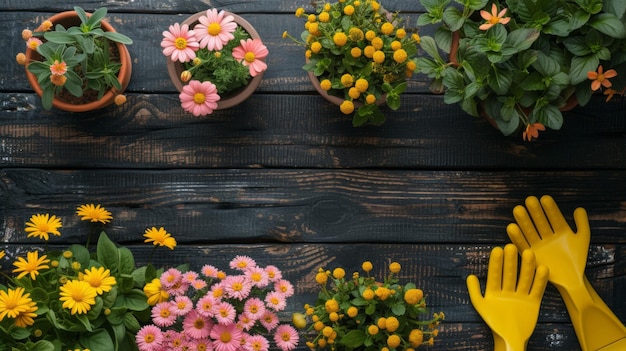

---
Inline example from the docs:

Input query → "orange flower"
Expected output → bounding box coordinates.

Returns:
[522,123,545,142]
[479,4,511,30]
[587,65,617,91]
[49,60,67,75]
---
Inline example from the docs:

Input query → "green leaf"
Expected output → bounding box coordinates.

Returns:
[97,232,119,272]
[123,312,141,333]
[340,330,366,348]
[442,7,465,32]
[103,31,133,45]
[536,105,564,130]
[117,289,149,311]
[79,328,114,351]
[28,340,55,351]
[391,303,406,316]
[117,247,136,275]
[589,13,626,38]
[569,55,599,85]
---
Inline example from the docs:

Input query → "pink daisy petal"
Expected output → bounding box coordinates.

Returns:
[179,80,221,117]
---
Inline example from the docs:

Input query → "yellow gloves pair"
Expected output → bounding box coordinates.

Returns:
[467,195,626,351]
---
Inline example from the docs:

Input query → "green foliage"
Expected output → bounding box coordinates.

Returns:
[22,6,132,110]
[416,0,626,139]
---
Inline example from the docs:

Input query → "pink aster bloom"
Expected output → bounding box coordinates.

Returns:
[246,266,270,288]
[243,297,266,320]
[192,279,208,290]
[264,291,287,311]
[229,255,256,271]
[136,325,164,351]
[151,301,177,327]
[202,264,220,278]
[232,39,268,77]
[160,268,182,289]
[245,334,270,351]
[26,37,42,50]
[196,294,218,317]
[224,275,252,300]
[274,325,299,351]
[214,301,237,324]
[238,312,257,331]
[210,323,243,351]
[179,80,221,117]
[183,271,199,284]
[49,60,67,75]
[274,279,294,297]
[260,310,279,332]
[195,9,237,51]
[161,23,200,63]
[173,295,194,316]
[192,338,212,351]
[184,310,213,339]
[264,265,282,282]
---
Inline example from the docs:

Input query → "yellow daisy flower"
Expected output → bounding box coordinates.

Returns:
[0,287,33,320]
[143,278,169,306]
[76,204,113,224]
[13,300,38,327]
[81,267,117,295]
[25,213,62,241]
[12,251,50,280]
[0,250,5,260]
[59,280,97,315]
[143,227,177,250]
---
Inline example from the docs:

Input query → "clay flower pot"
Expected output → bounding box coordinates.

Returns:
[24,10,132,112]
[166,11,265,110]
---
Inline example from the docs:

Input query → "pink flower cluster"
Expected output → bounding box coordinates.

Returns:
[136,255,299,351]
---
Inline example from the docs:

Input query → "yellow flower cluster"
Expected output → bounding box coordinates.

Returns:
[285,0,420,126]
[296,261,444,351]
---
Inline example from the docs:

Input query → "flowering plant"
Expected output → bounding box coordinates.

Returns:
[161,8,269,117]
[294,261,444,351]
[416,0,626,141]
[16,6,133,110]
[134,255,300,351]
[284,0,420,126]
[0,204,175,351]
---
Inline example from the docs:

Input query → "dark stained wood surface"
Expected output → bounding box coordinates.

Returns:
[1,1,626,350]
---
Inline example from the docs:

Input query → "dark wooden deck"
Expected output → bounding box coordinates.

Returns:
[1,1,626,350]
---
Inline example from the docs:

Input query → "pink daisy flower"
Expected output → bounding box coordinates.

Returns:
[196,294,218,318]
[192,338,213,351]
[243,297,266,320]
[274,325,299,351]
[210,283,226,299]
[245,266,269,288]
[183,271,199,284]
[202,264,220,278]
[173,295,194,316]
[166,279,190,296]
[264,265,282,282]
[161,23,200,63]
[232,39,268,77]
[26,37,42,50]
[229,255,256,271]
[244,334,270,351]
[213,301,237,325]
[237,312,256,331]
[192,279,208,290]
[179,80,221,117]
[210,323,243,351]
[151,301,177,327]
[264,291,287,311]
[160,268,183,289]
[194,9,237,51]
[274,279,294,297]
[49,60,67,75]
[183,310,213,339]
[136,325,163,351]
[260,310,279,332]
[223,275,252,300]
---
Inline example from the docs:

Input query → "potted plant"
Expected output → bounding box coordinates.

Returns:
[284,0,421,127]
[134,255,300,351]
[162,8,269,117]
[416,0,626,140]
[0,204,174,350]
[16,6,133,112]
[292,261,444,351]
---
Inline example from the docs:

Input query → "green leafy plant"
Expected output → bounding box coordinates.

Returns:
[17,6,133,110]
[284,0,420,126]
[293,261,444,351]
[416,0,626,140]
[0,204,173,351]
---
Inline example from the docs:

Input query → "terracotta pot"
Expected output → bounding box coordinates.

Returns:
[24,10,132,112]
[166,11,264,110]
[307,70,386,108]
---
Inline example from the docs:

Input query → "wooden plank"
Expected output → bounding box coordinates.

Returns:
[1,93,625,169]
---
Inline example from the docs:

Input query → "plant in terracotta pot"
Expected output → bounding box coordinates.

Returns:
[284,0,420,127]
[16,6,133,112]
[292,261,444,351]
[416,0,626,140]
[162,8,269,117]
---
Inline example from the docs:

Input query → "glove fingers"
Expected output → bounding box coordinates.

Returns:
[526,195,554,239]
[466,274,483,306]
[506,222,531,252]
[486,246,504,293]
[529,265,550,301]
[517,248,536,294]
[573,207,591,242]
[540,195,571,235]
[502,244,518,292]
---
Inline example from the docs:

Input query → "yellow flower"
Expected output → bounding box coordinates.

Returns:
[144,278,169,306]
[324,298,340,313]
[59,280,97,315]
[143,227,177,250]
[409,329,424,346]
[365,30,376,41]
[363,45,375,58]
[366,94,377,105]
[320,79,332,91]
[339,100,355,114]
[0,250,4,260]
[347,306,358,318]
[114,94,127,106]
[385,316,400,332]
[371,37,383,50]
[295,7,305,17]
[362,288,375,300]
[340,74,354,87]
[319,11,330,22]
[14,299,37,327]
[344,5,355,15]
[406,60,417,72]
[50,74,67,87]
[308,14,317,22]
[333,32,348,46]
[348,87,361,99]
[0,287,33,320]
[396,28,407,39]
[373,50,385,64]
[390,40,402,51]
[381,22,394,35]
[362,261,373,272]
[387,334,401,348]
[25,213,62,241]
[315,271,328,285]
[368,325,379,335]
[349,27,364,41]
[181,70,192,82]
[15,52,26,65]
[389,262,401,273]
[355,79,369,93]
[310,42,322,53]
[393,49,408,63]
[350,47,362,58]
[332,268,345,279]
[12,251,50,280]
[308,22,320,36]
[404,288,424,305]
[82,266,117,295]
[479,3,511,30]
[377,316,387,329]
[76,204,113,224]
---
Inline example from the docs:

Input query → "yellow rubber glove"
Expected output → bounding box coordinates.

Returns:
[467,244,549,351]
[507,195,626,351]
